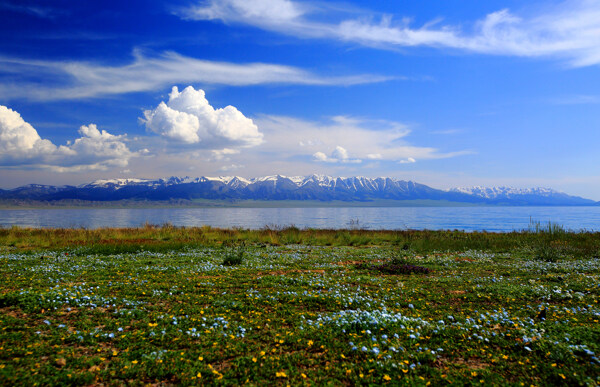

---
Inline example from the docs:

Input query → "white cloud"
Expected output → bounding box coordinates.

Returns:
[0,105,70,160]
[219,163,244,172]
[184,0,306,25]
[142,86,264,149]
[256,115,470,165]
[0,105,137,171]
[211,148,240,160]
[313,145,362,163]
[0,50,392,101]
[184,0,600,67]
[0,3,62,19]
[399,157,416,164]
[68,124,136,169]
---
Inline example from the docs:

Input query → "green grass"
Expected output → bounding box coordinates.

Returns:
[1,224,599,258]
[0,227,599,385]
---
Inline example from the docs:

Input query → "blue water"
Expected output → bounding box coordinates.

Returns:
[0,206,599,232]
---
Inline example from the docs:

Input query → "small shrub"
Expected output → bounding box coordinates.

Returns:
[390,254,411,265]
[356,260,432,275]
[536,244,561,262]
[371,262,432,275]
[222,248,245,266]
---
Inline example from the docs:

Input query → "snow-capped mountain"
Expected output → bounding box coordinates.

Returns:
[449,186,557,198]
[0,175,597,206]
[446,186,593,205]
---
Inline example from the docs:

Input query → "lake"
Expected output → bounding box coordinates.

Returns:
[0,206,599,232]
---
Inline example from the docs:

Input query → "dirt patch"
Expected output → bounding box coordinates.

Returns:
[436,356,491,370]
[336,260,384,266]
[455,258,475,262]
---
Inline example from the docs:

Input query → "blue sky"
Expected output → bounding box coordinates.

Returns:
[1,0,599,199]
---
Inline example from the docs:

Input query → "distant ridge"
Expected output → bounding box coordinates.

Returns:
[0,175,597,206]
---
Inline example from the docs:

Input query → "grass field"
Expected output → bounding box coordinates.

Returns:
[0,226,599,385]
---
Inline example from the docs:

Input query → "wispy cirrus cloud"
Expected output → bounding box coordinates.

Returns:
[0,50,393,101]
[0,2,64,19]
[255,114,472,166]
[180,0,600,67]
[548,94,600,105]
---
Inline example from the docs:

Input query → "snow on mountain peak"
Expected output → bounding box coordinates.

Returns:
[448,186,558,198]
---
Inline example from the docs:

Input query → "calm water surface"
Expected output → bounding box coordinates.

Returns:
[0,206,599,232]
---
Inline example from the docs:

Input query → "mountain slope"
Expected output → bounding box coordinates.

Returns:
[0,175,596,206]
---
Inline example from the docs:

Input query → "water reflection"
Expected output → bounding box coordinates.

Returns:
[0,206,598,232]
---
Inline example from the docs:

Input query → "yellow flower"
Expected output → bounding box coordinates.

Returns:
[197,372,202,378]
[384,375,391,381]
[308,340,313,347]
[132,360,138,364]
[301,373,307,379]
[276,371,287,378]
[198,356,203,361]
[252,357,257,363]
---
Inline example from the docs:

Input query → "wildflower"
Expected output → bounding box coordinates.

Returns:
[276,371,287,378]
[384,375,391,381]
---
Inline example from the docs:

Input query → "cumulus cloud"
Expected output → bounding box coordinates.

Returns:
[184,0,600,67]
[0,105,137,171]
[399,157,416,164]
[0,105,71,161]
[142,86,264,149]
[313,145,362,163]
[0,50,392,101]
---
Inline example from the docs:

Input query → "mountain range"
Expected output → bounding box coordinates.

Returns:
[0,175,597,206]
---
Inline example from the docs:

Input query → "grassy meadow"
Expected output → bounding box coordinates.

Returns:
[0,225,599,385]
